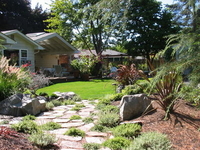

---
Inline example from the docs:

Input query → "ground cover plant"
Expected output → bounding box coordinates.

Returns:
[28,131,57,148]
[36,79,116,99]
[124,132,172,150]
[64,128,85,137]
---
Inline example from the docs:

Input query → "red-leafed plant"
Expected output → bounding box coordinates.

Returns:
[0,126,19,137]
[116,63,141,86]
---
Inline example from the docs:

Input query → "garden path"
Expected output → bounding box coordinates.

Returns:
[35,100,110,150]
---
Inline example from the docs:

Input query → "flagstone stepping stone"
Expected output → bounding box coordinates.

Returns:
[59,135,82,141]
[65,111,77,114]
[59,114,77,119]
[48,128,69,135]
[79,108,95,112]
[85,137,106,144]
[78,123,95,132]
[70,120,83,123]
[61,122,85,128]
[36,116,56,119]
[53,119,70,123]
[35,119,52,125]
[86,131,108,137]
[39,112,54,116]
[78,112,91,118]
[59,140,83,149]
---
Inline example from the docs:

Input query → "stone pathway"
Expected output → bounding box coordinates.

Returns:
[8,99,111,150]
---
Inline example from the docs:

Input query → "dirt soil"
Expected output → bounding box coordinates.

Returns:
[0,99,199,150]
[113,99,200,150]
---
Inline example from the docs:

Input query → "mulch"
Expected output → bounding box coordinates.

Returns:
[0,99,199,150]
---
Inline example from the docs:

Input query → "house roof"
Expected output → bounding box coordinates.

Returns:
[1,30,44,50]
[0,33,16,45]
[74,49,128,58]
[27,32,77,54]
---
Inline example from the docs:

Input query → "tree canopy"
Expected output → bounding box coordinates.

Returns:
[123,0,180,63]
[0,0,49,33]
[45,0,118,55]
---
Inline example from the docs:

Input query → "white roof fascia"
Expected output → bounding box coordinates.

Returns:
[0,33,17,44]
[32,32,76,52]
[2,30,44,50]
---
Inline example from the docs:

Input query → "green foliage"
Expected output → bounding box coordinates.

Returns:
[124,0,179,63]
[22,115,36,121]
[38,92,49,97]
[83,117,94,124]
[97,111,119,127]
[11,120,39,134]
[122,80,151,95]
[64,128,85,137]
[71,55,97,74]
[180,85,200,106]
[83,143,101,150]
[62,100,76,105]
[105,93,124,101]
[103,136,131,150]
[51,100,62,107]
[91,124,108,132]
[140,63,183,119]
[50,93,59,99]
[124,132,172,150]
[112,123,141,139]
[116,64,140,86]
[97,98,112,105]
[71,106,81,111]
[0,56,31,100]
[100,105,119,113]
[69,95,82,101]
[45,101,55,110]
[40,122,61,130]
[71,103,85,111]
[0,120,9,125]
[28,131,57,147]
[69,115,82,120]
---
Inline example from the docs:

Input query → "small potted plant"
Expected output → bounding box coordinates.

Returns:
[71,55,97,81]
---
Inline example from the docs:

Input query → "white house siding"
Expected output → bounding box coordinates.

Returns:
[35,54,58,69]
[8,34,35,71]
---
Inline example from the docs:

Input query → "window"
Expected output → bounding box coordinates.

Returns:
[21,50,28,65]
[3,49,28,66]
[4,49,19,66]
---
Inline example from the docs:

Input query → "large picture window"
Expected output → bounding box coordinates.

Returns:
[4,49,19,66]
[3,49,28,66]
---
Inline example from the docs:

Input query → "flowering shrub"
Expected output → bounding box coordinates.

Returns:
[0,56,31,101]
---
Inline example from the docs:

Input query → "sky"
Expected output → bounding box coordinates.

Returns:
[31,0,175,10]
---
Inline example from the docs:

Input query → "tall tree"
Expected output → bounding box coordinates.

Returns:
[45,0,117,55]
[0,0,48,33]
[124,0,179,64]
[167,0,200,32]
[162,0,200,85]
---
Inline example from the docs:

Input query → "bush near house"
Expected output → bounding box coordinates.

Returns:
[0,56,32,101]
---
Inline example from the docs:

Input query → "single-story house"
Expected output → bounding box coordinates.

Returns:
[0,30,77,73]
[74,49,130,67]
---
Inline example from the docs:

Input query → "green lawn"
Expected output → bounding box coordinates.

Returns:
[36,79,117,100]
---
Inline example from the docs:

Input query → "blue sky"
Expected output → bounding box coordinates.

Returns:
[31,0,175,9]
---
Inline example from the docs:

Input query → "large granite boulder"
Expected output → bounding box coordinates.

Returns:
[119,94,152,121]
[0,93,46,117]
